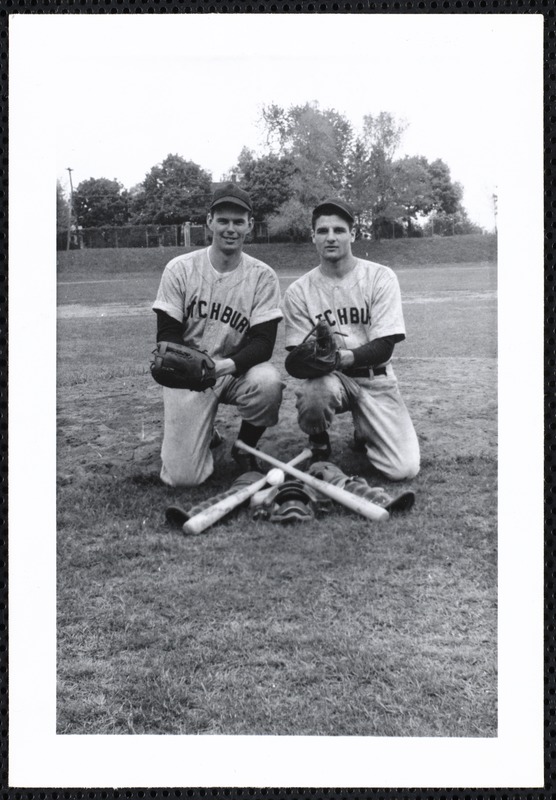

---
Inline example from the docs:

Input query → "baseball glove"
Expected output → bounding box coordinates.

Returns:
[150,341,216,391]
[285,320,342,379]
[252,478,332,523]
[308,461,416,513]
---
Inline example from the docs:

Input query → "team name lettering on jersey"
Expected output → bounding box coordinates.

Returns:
[184,296,250,333]
[314,303,371,327]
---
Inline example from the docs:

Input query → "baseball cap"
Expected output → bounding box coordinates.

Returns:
[312,198,355,224]
[210,182,253,213]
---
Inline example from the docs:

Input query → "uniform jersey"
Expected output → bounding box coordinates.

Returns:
[283,258,406,360]
[153,248,283,361]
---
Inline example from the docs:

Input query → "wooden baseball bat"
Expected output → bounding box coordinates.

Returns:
[235,441,390,522]
[182,448,312,535]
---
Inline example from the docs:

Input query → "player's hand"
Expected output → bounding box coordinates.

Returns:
[213,358,236,378]
[337,349,355,370]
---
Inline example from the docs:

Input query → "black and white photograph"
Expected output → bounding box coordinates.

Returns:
[8,12,544,789]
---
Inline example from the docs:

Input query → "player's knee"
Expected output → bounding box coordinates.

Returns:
[393,461,420,481]
[376,453,420,482]
[240,363,284,425]
[297,375,338,409]
[259,363,284,400]
[244,363,283,402]
[160,453,213,487]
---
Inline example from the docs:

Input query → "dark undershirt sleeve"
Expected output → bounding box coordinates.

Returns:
[231,318,279,374]
[155,310,185,345]
[350,333,405,368]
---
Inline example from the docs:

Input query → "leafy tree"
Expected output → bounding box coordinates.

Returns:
[261,102,353,204]
[56,181,70,234]
[391,155,435,235]
[236,149,298,219]
[266,198,312,242]
[356,112,408,238]
[344,137,378,232]
[130,154,212,225]
[427,158,464,215]
[73,177,129,228]
[362,112,408,161]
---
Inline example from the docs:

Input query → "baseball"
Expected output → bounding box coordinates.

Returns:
[266,468,285,486]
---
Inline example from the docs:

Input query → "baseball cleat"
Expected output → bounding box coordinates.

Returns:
[210,428,225,449]
[231,441,262,473]
[351,430,367,452]
[308,431,331,462]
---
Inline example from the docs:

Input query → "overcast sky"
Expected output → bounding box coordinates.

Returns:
[47,14,539,231]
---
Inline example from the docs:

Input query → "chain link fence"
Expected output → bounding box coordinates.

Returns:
[57,221,270,250]
[57,224,186,250]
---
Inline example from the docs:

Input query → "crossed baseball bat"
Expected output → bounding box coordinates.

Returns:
[181,447,312,535]
[237,441,389,522]
[180,441,389,535]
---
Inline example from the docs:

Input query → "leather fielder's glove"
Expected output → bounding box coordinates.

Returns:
[285,320,343,379]
[308,461,416,513]
[150,341,216,391]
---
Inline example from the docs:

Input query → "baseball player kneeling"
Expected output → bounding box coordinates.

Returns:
[152,183,284,487]
[282,198,420,482]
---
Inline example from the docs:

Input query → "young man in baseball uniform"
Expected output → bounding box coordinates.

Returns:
[153,183,284,487]
[282,198,419,481]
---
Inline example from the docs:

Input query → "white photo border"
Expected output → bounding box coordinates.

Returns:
[8,12,545,789]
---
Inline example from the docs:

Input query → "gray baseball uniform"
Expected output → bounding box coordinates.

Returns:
[283,258,419,481]
[153,248,284,486]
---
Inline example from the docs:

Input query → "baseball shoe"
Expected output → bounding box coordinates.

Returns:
[231,441,263,473]
[308,431,331,463]
[210,428,225,450]
[351,430,367,452]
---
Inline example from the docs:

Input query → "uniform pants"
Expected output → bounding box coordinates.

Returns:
[161,362,285,487]
[295,367,420,481]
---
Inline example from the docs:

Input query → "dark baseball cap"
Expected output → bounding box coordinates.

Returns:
[210,182,253,213]
[312,198,355,224]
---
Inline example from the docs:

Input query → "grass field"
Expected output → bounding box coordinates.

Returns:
[56,235,497,736]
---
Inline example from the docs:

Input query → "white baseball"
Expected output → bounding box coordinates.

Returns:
[266,468,285,486]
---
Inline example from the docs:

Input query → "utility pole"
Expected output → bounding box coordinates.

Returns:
[66,167,74,251]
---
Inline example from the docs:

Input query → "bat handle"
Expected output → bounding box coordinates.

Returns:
[284,447,312,468]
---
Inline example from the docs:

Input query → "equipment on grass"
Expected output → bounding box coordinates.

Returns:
[252,478,331,523]
[285,320,345,379]
[165,471,262,527]
[150,341,216,391]
[166,448,312,536]
[308,461,415,513]
[234,441,389,522]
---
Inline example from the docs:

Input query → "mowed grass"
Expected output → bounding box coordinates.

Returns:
[57,233,496,278]
[56,237,497,736]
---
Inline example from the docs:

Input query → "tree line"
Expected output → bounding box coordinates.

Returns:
[57,103,483,241]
